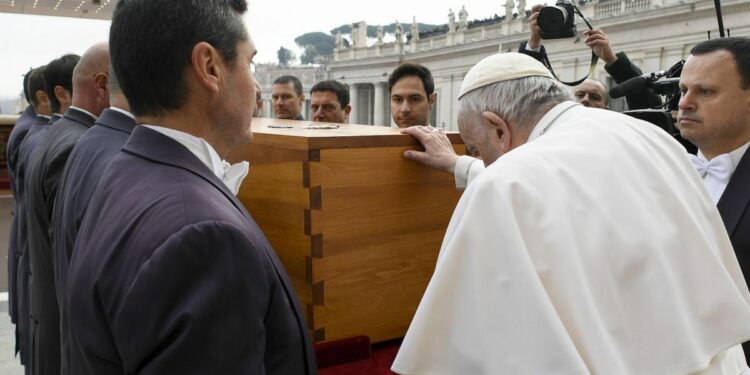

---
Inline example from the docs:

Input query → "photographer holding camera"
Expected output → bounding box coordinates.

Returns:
[519,3,661,110]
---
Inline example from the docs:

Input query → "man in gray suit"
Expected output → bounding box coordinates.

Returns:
[25,43,109,375]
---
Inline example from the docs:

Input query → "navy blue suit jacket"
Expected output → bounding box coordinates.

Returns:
[7,105,36,324]
[67,126,316,374]
[718,148,750,360]
[13,114,54,365]
[52,108,136,375]
[25,107,96,375]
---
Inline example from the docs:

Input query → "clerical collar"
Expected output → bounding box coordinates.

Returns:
[527,101,581,143]
[695,139,750,176]
[69,106,98,121]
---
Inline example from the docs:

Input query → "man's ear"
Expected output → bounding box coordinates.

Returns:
[344,104,352,116]
[428,92,437,107]
[54,85,70,107]
[35,90,48,107]
[298,94,305,105]
[190,42,222,94]
[482,111,512,153]
[95,72,109,101]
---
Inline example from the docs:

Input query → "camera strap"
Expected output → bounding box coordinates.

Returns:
[540,7,599,87]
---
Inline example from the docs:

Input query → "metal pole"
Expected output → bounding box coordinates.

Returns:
[714,0,726,37]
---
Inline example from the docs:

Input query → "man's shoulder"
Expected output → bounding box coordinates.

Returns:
[71,123,129,159]
[99,150,239,221]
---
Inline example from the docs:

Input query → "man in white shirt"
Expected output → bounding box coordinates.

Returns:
[677,37,750,360]
[393,52,750,374]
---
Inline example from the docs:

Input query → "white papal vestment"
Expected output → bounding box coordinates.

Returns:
[392,101,750,375]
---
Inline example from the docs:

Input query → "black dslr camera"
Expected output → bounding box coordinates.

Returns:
[538,0,577,39]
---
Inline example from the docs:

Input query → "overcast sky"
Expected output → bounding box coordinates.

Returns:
[0,1,540,99]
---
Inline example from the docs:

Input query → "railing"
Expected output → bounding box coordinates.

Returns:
[0,115,19,126]
[595,0,651,17]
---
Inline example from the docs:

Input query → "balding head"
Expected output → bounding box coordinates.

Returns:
[72,42,110,116]
[572,79,608,109]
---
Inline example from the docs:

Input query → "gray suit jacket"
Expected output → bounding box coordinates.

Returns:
[52,108,137,375]
[25,107,95,375]
[13,114,55,365]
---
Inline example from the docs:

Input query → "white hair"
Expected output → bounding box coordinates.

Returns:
[458,76,572,131]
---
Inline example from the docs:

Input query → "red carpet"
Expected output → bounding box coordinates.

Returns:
[316,336,401,375]
[0,176,9,190]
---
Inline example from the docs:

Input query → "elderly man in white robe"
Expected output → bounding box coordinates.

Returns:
[392,52,750,375]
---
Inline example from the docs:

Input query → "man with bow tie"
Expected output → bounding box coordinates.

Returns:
[678,37,750,361]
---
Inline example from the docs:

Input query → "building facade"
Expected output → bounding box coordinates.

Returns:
[256,0,750,129]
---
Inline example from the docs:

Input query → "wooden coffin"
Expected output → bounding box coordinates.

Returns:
[227,118,465,343]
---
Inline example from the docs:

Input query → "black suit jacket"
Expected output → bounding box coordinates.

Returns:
[52,108,137,375]
[25,107,96,375]
[717,148,750,361]
[517,41,662,110]
[66,126,316,374]
[13,115,54,365]
[7,105,36,324]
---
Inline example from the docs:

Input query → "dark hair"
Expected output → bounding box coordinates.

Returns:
[44,54,80,113]
[273,75,303,96]
[110,0,249,116]
[27,66,47,107]
[690,37,750,89]
[310,80,350,107]
[22,68,33,103]
[388,63,434,96]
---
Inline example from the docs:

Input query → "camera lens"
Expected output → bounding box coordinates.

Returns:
[538,6,568,32]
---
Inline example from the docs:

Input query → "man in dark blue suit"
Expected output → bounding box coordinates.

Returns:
[53,69,135,375]
[12,59,74,371]
[7,69,36,326]
[65,0,316,373]
[678,37,750,362]
[25,44,109,375]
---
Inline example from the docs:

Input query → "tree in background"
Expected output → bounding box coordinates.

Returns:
[277,46,296,66]
[294,32,336,64]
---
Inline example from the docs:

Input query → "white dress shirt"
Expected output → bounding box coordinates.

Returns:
[141,125,249,195]
[108,106,136,120]
[692,140,750,204]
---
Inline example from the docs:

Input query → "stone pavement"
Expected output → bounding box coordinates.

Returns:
[0,194,24,374]
[0,303,24,375]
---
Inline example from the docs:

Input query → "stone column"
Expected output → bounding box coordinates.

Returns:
[349,84,359,125]
[373,82,386,126]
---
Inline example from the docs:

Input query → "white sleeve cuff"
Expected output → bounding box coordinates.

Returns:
[454,155,482,190]
[525,42,542,53]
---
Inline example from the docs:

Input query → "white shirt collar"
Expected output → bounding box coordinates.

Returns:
[141,125,248,195]
[696,139,750,177]
[526,101,581,143]
[69,105,98,121]
[108,106,136,120]
[37,114,51,120]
